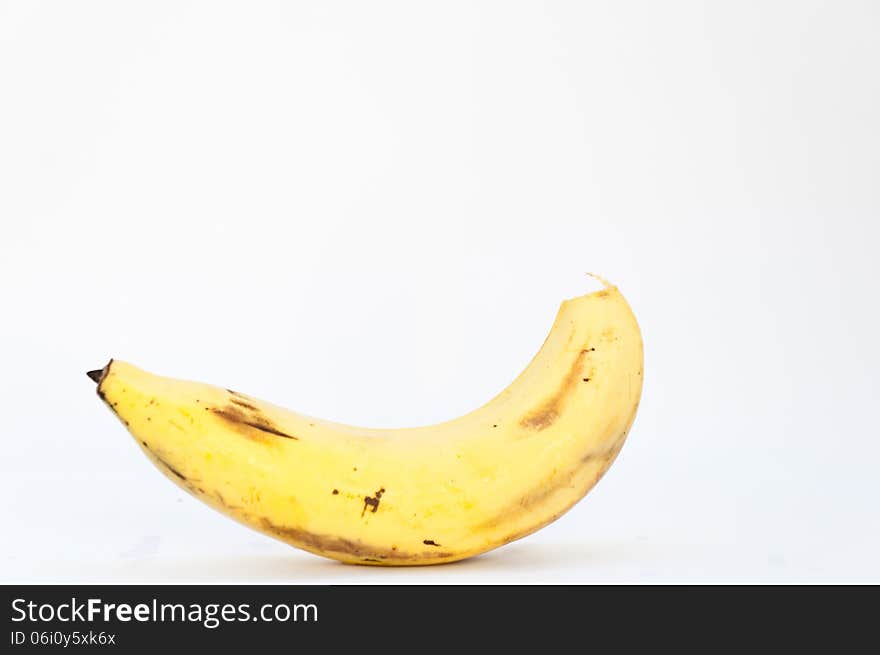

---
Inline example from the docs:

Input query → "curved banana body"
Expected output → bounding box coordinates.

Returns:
[90,281,643,565]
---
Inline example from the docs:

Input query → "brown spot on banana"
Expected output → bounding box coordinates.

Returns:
[211,404,298,441]
[258,517,453,562]
[230,397,259,411]
[519,348,591,432]
[362,488,385,517]
[226,389,260,411]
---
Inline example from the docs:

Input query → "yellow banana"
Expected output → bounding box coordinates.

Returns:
[88,279,643,565]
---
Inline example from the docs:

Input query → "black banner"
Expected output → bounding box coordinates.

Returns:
[2,586,876,649]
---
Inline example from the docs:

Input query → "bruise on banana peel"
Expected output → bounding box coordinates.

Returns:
[258,517,454,564]
[209,388,299,441]
[476,434,626,533]
[86,280,644,566]
[226,389,258,410]
[210,404,298,442]
[90,364,297,444]
[146,445,189,482]
[518,346,595,432]
[197,488,453,565]
[137,440,227,509]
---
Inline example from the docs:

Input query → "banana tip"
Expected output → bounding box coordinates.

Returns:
[86,360,113,385]
[586,272,613,289]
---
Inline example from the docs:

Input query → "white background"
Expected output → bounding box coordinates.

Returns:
[1,1,878,583]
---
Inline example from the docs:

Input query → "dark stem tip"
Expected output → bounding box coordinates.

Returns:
[86,360,113,385]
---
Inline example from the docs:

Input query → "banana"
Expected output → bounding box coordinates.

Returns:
[88,279,643,565]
